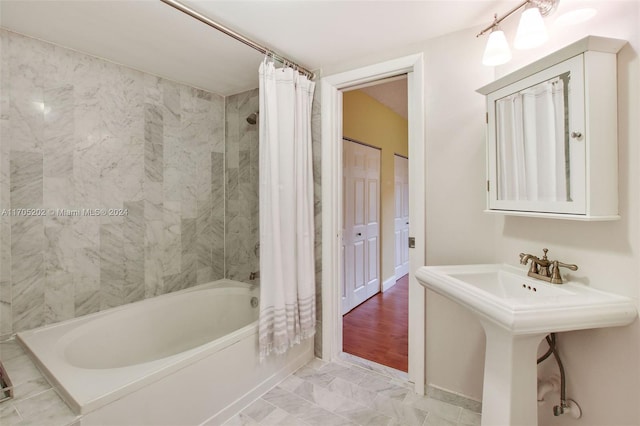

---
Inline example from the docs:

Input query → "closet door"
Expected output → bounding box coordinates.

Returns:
[342,139,380,314]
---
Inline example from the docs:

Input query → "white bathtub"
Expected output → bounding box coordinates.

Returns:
[16,280,313,425]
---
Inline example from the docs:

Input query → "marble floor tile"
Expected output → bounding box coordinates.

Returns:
[424,412,458,426]
[242,398,278,423]
[371,394,429,426]
[0,339,23,361]
[316,362,368,385]
[261,386,316,416]
[403,390,462,422]
[327,376,379,409]
[225,412,261,426]
[295,405,356,426]
[11,376,51,402]
[259,407,308,426]
[458,409,482,426]
[12,388,77,425]
[334,404,392,426]
[294,380,362,414]
[223,357,482,426]
[277,374,306,393]
[2,353,43,387]
[0,402,22,424]
[293,365,336,388]
[359,374,409,401]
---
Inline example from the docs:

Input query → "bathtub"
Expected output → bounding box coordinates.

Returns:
[16,280,313,425]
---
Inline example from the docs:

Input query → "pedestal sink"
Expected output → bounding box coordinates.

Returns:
[416,264,637,426]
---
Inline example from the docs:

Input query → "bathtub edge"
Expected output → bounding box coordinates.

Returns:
[15,332,82,414]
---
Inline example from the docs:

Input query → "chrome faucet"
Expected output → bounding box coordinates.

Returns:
[519,248,578,284]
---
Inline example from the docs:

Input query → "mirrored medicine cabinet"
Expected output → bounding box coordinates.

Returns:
[477,36,626,220]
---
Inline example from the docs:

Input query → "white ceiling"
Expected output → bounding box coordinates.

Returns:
[0,0,519,95]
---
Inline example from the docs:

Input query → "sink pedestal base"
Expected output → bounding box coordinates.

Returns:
[480,320,547,426]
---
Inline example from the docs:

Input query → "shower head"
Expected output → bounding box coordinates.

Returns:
[246,111,258,125]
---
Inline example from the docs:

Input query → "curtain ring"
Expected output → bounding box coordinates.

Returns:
[265,51,274,66]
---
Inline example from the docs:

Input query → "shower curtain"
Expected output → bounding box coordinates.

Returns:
[496,76,567,202]
[258,59,316,359]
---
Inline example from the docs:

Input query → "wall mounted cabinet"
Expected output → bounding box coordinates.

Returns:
[477,36,626,220]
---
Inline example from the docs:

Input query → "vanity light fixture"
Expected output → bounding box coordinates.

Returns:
[477,0,559,66]
[482,16,512,66]
[514,2,549,49]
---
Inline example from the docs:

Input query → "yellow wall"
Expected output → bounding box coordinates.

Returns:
[343,90,408,286]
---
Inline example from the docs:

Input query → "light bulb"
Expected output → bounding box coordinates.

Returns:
[482,28,512,66]
[514,6,548,49]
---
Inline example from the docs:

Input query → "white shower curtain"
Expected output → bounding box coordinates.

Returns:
[495,76,567,202]
[258,59,316,360]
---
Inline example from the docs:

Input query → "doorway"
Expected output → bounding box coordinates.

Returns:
[340,79,409,371]
[321,53,426,394]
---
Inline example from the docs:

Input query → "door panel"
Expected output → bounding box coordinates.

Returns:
[342,139,381,314]
[367,235,379,298]
[394,155,410,280]
[354,179,365,226]
[353,240,366,305]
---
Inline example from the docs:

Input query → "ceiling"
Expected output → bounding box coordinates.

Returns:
[358,76,408,120]
[1,1,521,95]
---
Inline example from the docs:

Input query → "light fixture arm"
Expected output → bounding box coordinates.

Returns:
[476,0,559,37]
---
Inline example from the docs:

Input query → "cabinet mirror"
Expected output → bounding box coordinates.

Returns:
[478,36,624,220]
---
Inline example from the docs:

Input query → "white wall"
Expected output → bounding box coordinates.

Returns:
[322,2,639,425]
[495,3,640,425]
[421,28,496,401]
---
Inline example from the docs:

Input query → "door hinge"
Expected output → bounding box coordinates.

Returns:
[408,237,415,249]
[485,112,488,124]
[487,180,490,192]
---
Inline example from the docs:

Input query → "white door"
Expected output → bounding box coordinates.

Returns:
[342,139,380,315]
[394,155,410,280]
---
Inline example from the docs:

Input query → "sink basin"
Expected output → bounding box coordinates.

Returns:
[416,263,637,335]
[416,264,637,426]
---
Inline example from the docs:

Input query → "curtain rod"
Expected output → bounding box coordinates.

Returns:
[159,0,315,79]
[476,0,557,37]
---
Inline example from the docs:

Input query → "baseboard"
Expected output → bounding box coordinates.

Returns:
[426,383,483,414]
[382,275,397,292]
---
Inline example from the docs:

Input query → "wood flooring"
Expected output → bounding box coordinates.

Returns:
[342,274,409,372]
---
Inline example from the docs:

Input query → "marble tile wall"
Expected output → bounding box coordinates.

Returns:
[224,89,259,283]
[0,28,323,344]
[311,86,322,358]
[0,29,226,335]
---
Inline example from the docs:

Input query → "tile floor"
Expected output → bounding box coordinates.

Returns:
[0,338,77,426]
[0,336,481,426]
[224,356,481,426]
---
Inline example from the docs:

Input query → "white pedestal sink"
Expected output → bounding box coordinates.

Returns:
[416,264,637,426]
